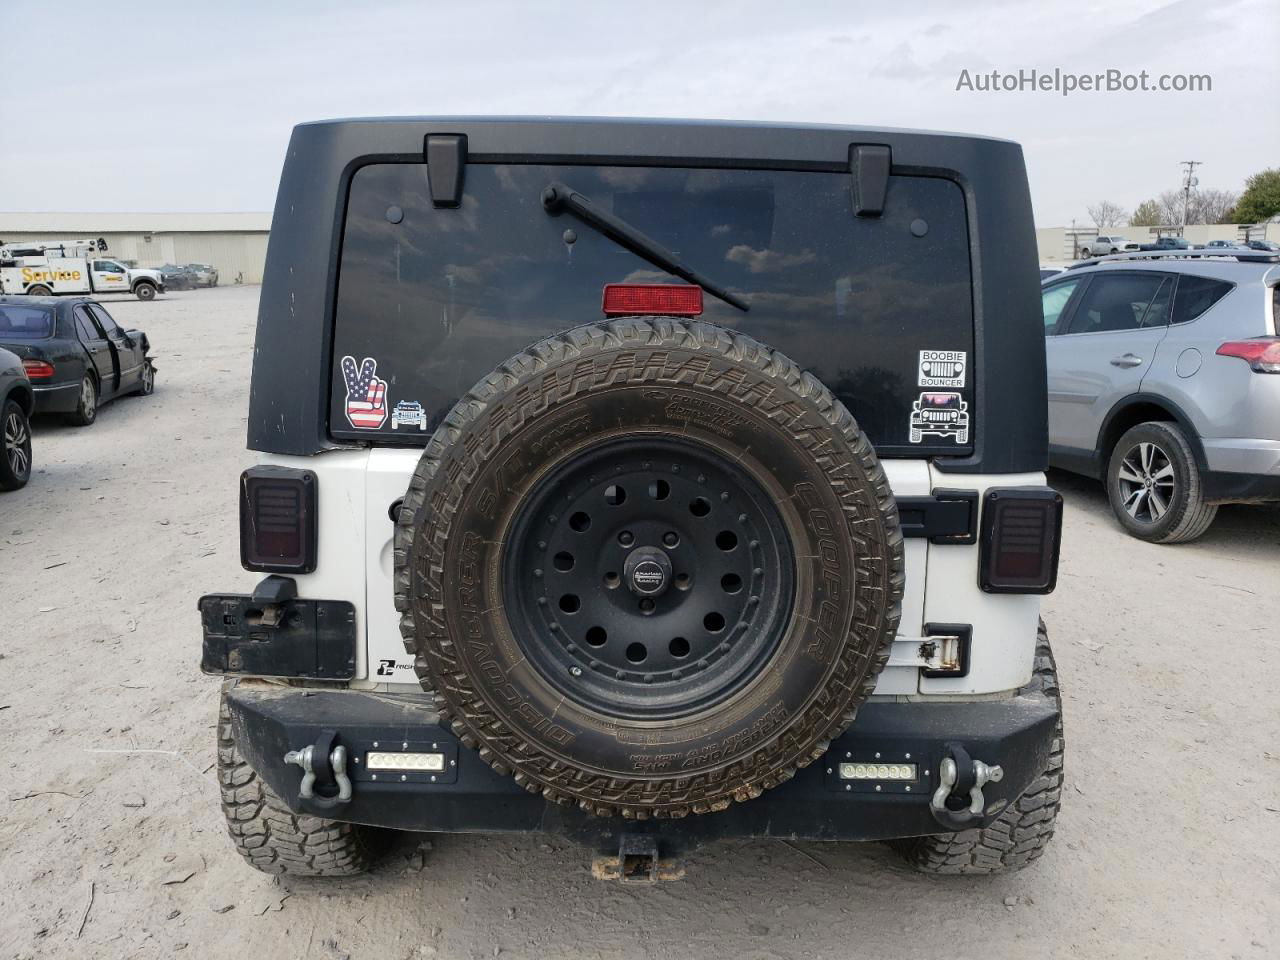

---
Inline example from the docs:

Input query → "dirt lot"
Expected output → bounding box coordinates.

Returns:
[1,284,1277,960]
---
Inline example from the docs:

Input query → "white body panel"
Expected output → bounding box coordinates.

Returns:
[0,253,160,296]
[252,452,1044,698]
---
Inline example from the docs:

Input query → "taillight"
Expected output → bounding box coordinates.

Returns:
[21,359,54,379]
[979,487,1063,594]
[602,283,703,317]
[1216,337,1280,373]
[239,466,317,573]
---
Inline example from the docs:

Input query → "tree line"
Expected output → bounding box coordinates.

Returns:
[1085,168,1280,229]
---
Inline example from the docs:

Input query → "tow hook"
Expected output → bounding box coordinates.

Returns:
[283,730,352,809]
[929,743,1003,830]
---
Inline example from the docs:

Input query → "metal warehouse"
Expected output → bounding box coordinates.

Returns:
[0,212,271,284]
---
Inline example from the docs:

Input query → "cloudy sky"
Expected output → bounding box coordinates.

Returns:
[1,0,1274,227]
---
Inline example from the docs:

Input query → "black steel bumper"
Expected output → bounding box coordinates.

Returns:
[224,669,1060,846]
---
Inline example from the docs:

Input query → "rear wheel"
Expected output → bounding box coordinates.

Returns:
[1106,421,1216,543]
[67,375,97,427]
[395,318,904,819]
[26,284,52,296]
[892,620,1064,874]
[217,692,389,876]
[1,399,32,491]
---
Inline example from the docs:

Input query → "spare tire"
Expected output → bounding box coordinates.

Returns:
[394,318,903,818]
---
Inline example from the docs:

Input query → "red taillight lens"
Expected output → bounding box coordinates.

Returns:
[1216,338,1280,373]
[21,359,54,379]
[240,467,317,573]
[979,488,1063,595]
[602,284,703,318]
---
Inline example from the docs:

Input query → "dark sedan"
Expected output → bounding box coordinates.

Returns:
[1,345,34,490]
[159,263,199,290]
[0,296,156,426]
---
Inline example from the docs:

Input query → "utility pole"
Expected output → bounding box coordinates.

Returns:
[1180,160,1201,230]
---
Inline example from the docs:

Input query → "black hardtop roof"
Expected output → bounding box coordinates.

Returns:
[247,115,1046,474]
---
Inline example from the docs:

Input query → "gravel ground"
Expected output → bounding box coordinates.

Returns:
[1,285,1277,960]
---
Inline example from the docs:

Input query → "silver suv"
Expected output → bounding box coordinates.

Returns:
[1042,251,1280,542]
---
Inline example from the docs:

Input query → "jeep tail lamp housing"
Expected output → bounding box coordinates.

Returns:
[978,487,1063,594]
[240,466,318,573]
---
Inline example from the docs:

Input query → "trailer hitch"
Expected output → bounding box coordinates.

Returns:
[283,729,352,810]
[929,743,1003,830]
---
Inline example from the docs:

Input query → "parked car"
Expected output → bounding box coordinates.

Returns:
[1200,240,1243,250]
[204,117,1067,883]
[1040,264,1067,280]
[1244,239,1280,252]
[159,263,198,290]
[1041,250,1280,542]
[187,263,219,287]
[1136,236,1190,252]
[1079,235,1137,257]
[0,344,34,490]
[0,296,156,426]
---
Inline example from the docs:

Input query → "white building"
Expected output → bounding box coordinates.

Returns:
[0,212,271,283]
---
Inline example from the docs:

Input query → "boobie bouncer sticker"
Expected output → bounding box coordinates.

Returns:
[918,349,967,387]
[341,355,389,429]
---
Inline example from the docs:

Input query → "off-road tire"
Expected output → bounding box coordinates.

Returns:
[67,374,97,427]
[1106,421,1217,544]
[395,318,904,819]
[892,620,1064,875]
[217,692,389,876]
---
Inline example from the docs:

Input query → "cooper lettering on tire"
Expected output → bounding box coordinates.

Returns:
[394,319,904,818]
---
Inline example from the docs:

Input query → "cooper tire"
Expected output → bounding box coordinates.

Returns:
[892,620,1063,875]
[1105,421,1216,544]
[1,399,32,491]
[395,318,904,818]
[217,690,389,876]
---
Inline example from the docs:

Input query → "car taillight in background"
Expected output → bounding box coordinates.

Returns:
[21,359,54,379]
[1216,337,1280,373]
[239,466,317,573]
[979,487,1063,594]
[602,283,703,317]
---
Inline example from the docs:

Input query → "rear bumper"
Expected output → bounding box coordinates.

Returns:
[223,665,1061,845]
[32,381,80,414]
[1202,439,1280,502]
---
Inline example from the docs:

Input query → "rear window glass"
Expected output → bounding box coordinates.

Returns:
[331,163,974,451]
[0,304,54,339]
[1171,275,1234,325]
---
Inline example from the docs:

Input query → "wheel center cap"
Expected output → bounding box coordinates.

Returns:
[623,546,672,598]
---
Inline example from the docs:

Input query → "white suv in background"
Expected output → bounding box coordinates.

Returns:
[1042,250,1280,542]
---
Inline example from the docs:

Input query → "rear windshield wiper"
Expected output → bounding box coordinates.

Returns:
[541,181,749,312]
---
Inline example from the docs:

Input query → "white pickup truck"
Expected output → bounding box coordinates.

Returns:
[0,239,164,301]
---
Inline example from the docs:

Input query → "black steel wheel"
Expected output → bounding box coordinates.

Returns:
[506,437,794,719]
[396,318,904,818]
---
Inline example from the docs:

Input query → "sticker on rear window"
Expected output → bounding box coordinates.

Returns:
[341,355,389,430]
[918,350,967,387]
[909,391,970,444]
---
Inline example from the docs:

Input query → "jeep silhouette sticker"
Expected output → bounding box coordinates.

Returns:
[909,391,970,444]
[918,349,967,387]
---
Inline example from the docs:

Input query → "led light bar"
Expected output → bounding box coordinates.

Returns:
[839,762,918,781]
[365,751,446,772]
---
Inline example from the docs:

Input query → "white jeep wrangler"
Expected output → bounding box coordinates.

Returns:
[202,118,1065,879]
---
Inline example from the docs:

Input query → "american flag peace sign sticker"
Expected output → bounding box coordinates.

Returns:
[341,355,389,429]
